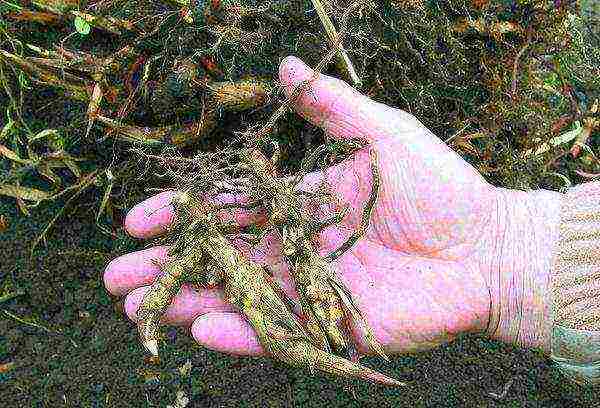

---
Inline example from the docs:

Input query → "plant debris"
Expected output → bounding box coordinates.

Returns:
[1,0,599,225]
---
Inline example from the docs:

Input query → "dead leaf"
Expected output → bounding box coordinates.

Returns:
[69,11,133,35]
[0,362,15,374]
[34,0,81,14]
[7,10,63,25]
[471,0,489,9]
[523,121,583,157]
[449,132,487,157]
[177,360,192,377]
[167,391,190,408]
[16,197,30,216]
[0,117,15,140]
[0,145,32,165]
[0,215,8,232]
[29,129,60,144]
[86,82,103,138]
[551,115,573,134]
[104,86,119,103]
[180,7,194,24]
[138,368,161,383]
[62,159,82,178]
[96,115,165,145]
[143,355,161,365]
[0,184,50,201]
[37,164,61,185]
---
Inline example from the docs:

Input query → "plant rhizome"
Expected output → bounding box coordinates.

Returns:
[133,133,406,386]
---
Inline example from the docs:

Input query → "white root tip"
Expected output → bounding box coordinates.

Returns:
[143,339,159,357]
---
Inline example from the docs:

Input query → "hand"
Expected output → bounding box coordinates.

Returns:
[104,56,562,357]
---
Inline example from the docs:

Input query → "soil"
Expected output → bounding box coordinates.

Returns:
[1,2,600,407]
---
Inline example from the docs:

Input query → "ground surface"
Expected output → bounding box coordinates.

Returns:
[1,190,598,407]
[2,3,600,406]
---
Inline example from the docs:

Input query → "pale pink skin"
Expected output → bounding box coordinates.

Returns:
[104,56,562,358]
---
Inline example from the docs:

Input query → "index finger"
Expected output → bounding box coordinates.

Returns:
[279,56,420,144]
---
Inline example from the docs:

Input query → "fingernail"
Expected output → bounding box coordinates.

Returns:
[279,56,314,89]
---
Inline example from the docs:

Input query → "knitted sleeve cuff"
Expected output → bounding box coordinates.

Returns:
[550,181,600,385]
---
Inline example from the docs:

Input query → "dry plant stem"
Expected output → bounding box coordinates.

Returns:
[96,114,216,146]
[136,194,405,387]
[309,0,361,86]
[244,1,362,143]
[0,50,88,101]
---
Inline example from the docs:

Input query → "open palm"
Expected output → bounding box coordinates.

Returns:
[104,56,561,357]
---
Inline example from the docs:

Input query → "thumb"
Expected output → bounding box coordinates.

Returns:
[278,56,422,144]
[279,56,491,196]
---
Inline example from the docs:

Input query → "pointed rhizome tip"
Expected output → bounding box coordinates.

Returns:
[143,339,159,357]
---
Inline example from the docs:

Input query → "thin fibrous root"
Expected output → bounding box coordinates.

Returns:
[96,114,216,146]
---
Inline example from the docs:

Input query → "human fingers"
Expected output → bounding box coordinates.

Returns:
[105,233,297,300]
[124,190,267,239]
[105,246,234,326]
[278,55,424,144]
[106,233,299,325]
[279,56,489,191]
[296,151,371,223]
[104,245,170,297]
[123,285,233,327]
[191,312,264,356]
[283,152,380,258]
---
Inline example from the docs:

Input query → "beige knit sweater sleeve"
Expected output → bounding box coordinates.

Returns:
[550,181,600,385]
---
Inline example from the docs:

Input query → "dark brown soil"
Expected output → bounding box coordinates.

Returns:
[1,2,599,406]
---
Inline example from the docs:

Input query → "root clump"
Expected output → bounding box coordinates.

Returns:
[135,140,406,386]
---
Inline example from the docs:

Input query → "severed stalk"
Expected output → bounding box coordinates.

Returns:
[136,192,405,387]
[309,0,361,86]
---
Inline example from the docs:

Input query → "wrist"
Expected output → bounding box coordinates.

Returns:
[478,186,562,352]
[547,182,600,384]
